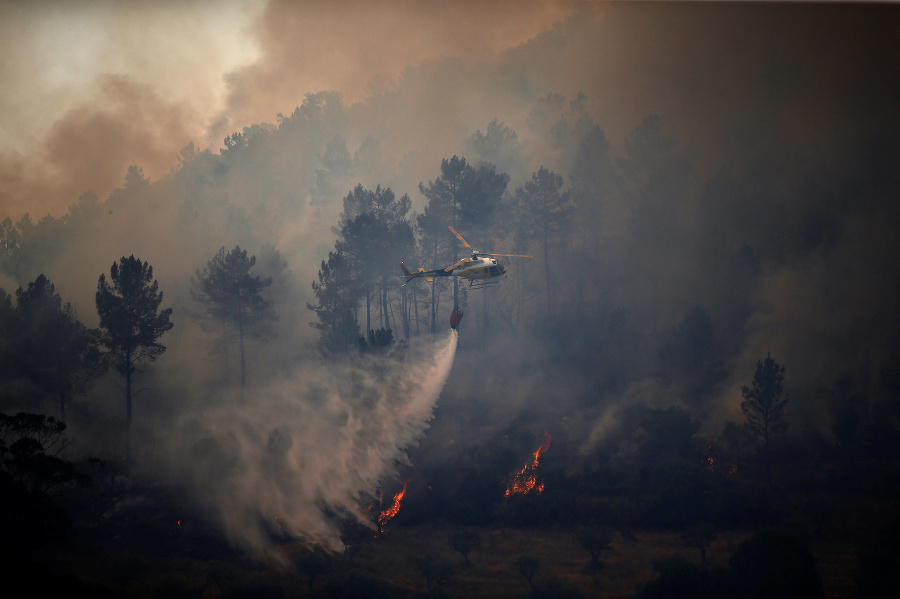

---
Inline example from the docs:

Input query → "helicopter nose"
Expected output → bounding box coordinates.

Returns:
[500,264,507,274]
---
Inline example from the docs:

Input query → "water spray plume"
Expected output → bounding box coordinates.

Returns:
[168,330,459,553]
[505,431,551,497]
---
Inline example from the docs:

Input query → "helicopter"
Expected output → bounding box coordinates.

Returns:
[401,226,532,289]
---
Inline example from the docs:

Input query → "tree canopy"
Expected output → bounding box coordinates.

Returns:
[14,275,103,422]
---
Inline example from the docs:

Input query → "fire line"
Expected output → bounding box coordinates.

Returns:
[378,478,411,530]
[505,431,551,497]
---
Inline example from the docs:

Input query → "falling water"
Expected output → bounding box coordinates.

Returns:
[165,330,459,552]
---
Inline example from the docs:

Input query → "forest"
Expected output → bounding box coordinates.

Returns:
[2,2,900,598]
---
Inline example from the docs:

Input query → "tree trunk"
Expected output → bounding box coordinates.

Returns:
[365,277,371,337]
[452,206,459,310]
[483,281,489,345]
[430,282,436,336]
[125,349,132,464]
[543,220,552,317]
[238,312,246,394]
[382,284,388,331]
[413,286,420,336]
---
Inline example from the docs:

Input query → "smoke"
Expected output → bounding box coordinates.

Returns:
[159,330,458,552]
[214,0,575,138]
[0,0,261,219]
[2,0,899,541]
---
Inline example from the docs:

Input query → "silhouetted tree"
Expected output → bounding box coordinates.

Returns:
[96,256,173,462]
[514,555,541,590]
[0,217,25,283]
[419,156,470,312]
[419,156,508,311]
[358,327,394,353]
[0,412,91,569]
[515,167,570,317]
[575,526,612,570]
[308,250,360,355]
[741,353,789,485]
[192,245,276,392]
[415,198,453,335]
[0,213,64,287]
[414,553,454,599]
[467,119,523,179]
[315,134,353,200]
[124,164,149,190]
[682,522,718,567]
[0,289,16,387]
[14,275,103,421]
[335,185,414,335]
[450,529,482,566]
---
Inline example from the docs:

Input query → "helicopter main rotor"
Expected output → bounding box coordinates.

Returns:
[448,225,532,260]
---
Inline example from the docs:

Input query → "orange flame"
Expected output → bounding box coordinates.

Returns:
[378,478,411,529]
[505,431,551,497]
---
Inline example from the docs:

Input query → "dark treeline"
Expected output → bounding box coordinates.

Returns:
[2,3,900,596]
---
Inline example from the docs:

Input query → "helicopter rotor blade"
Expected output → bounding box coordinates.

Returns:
[447,226,472,249]
[483,252,533,258]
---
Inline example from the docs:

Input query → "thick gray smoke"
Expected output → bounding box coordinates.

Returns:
[160,330,457,552]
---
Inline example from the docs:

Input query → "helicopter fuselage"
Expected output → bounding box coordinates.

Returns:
[448,256,507,280]
[401,226,528,286]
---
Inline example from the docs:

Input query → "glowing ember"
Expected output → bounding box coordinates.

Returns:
[703,444,714,472]
[505,431,551,497]
[701,445,737,475]
[378,478,411,530]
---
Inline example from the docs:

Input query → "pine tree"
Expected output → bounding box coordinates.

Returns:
[307,250,360,354]
[192,245,276,392]
[741,353,789,485]
[16,274,103,422]
[96,256,173,462]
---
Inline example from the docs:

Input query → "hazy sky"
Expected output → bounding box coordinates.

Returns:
[0,0,260,153]
[0,0,577,218]
[4,0,894,220]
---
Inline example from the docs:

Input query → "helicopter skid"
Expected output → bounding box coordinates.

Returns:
[467,278,501,289]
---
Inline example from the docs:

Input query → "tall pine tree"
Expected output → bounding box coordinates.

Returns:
[192,245,276,393]
[96,256,173,462]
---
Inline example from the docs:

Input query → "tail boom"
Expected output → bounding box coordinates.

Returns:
[400,261,439,283]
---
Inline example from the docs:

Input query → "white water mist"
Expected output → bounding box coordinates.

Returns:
[166,330,458,552]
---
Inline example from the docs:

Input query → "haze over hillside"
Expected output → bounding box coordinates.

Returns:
[2,0,899,566]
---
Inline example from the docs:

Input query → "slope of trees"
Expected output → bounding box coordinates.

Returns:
[1,275,103,422]
[0,16,897,594]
